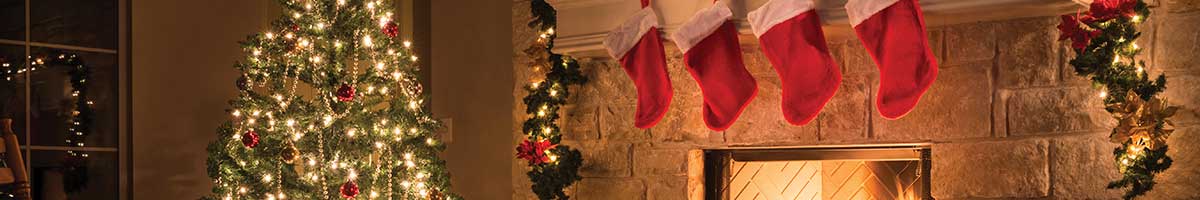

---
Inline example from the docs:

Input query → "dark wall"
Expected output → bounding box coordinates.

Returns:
[132,0,268,198]
[431,0,515,199]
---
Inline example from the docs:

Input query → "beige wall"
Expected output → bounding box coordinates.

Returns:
[132,0,513,199]
[132,0,269,198]
[431,0,515,199]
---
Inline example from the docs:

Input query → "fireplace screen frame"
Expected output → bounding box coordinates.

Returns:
[703,144,933,200]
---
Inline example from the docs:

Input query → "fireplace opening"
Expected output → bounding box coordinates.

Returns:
[702,144,932,200]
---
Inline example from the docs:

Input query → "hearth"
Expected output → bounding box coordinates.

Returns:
[702,144,932,200]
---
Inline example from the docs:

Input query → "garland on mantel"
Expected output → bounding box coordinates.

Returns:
[515,0,587,199]
[1057,0,1176,199]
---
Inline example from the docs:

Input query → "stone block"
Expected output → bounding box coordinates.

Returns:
[1006,87,1114,136]
[575,178,646,200]
[563,105,600,141]
[818,75,871,142]
[997,17,1061,89]
[578,142,633,177]
[1059,45,1092,87]
[932,139,1050,199]
[634,148,688,176]
[686,150,705,200]
[646,176,689,200]
[741,47,776,76]
[724,78,819,145]
[1154,11,1200,73]
[1164,74,1200,125]
[1163,0,1200,13]
[600,105,651,141]
[944,21,996,65]
[838,39,876,76]
[590,61,638,105]
[568,59,609,107]
[874,60,993,141]
[1142,126,1200,199]
[993,89,1012,137]
[648,104,713,144]
[1050,134,1122,199]
[929,28,946,64]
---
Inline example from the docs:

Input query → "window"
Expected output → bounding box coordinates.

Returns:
[0,0,128,199]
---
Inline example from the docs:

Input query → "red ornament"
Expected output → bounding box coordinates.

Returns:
[340,180,360,199]
[290,24,301,32]
[242,130,260,148]
[383,21,400,38]
[336,84,356,102]
[1089,0,1137,20]
[516,139,555,165]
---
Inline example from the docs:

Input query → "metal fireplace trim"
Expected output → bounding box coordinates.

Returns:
[702,143,933,200]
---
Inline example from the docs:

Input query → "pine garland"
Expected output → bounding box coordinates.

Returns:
[1057,0,1177,199]
[515,0,586,199]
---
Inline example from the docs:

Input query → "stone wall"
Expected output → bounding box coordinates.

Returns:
[512,1,1200,199]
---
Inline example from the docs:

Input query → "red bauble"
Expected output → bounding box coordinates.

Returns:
[340,180,360,199]
[383,21,400,38]
[336,84,356,102]
[242,130,260,148]
[290,24,301,32]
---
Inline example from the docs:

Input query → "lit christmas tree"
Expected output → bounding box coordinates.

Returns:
[204,0,456,199]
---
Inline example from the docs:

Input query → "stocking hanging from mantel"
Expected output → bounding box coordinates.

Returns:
[671,0,757,131]
[603,0,673,129]
[747,0,842,126]
[847,0,939,119]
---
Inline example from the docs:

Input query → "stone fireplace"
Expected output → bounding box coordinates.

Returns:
[511,0,1200,199]
[703,144,930,200]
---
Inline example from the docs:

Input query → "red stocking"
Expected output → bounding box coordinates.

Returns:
[672,1,757,131]
[604,0,671,128]
[747,0,841,125]
[847,0,939,119]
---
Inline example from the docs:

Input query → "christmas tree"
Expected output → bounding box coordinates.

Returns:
[204,0,456,199]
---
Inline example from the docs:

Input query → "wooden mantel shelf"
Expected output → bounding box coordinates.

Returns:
[551,0,1090,57]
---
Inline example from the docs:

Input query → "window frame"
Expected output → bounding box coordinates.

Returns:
[0,0,130,198]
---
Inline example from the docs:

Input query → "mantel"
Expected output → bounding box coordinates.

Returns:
[551,0,1090,57]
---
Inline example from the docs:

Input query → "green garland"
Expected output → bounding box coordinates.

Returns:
[515,0,586,199]
[1057,0,1177,199]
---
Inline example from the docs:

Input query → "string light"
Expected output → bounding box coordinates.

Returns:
[210,0,458,198]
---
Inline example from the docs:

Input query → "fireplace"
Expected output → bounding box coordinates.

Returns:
[702,144,932,200]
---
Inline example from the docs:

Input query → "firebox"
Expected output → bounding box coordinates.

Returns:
[703,144,932,200]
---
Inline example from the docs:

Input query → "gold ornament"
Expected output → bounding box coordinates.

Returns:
[1107,90,1177,149]
[282,144,300,164]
